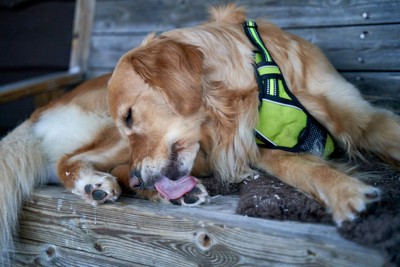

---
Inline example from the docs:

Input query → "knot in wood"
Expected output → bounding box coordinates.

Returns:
[194,231,213,251]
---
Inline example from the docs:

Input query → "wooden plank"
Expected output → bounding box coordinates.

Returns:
[87,25,399,72]
[93,0,400,32]
[87,34,146,70]
[341,72,400,98]
[246,0,400,28]
[69,0,96,73]
[341,72,400,113]
[289,24,400,71]
[9,186,385,266]
[0,72,84,104]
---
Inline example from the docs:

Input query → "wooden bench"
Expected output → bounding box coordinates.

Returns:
[8,0,399,265]
[11,186,384,266]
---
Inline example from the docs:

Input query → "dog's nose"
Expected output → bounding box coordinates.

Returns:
[129,170,142,188]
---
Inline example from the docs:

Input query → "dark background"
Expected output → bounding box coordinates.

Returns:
[0,0,75,136]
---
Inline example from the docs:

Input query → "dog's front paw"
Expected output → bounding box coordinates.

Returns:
[329,180,380,226]
[73,172,122,205]
[170,183,210,207]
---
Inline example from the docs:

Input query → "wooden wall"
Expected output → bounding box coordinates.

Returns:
[87,0,400,110]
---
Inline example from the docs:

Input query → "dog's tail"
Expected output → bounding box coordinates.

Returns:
[0,120,48,263]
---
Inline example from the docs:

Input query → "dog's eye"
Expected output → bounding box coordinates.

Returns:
[124,108,133,128]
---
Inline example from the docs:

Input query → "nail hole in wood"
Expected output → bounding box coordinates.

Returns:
[43,245,57,260]
[94,242,104,252]
[307,249,316,257]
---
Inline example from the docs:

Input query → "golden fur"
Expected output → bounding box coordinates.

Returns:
[0,73,211,262]
[108,4,400,225]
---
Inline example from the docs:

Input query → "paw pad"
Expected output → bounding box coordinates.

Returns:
[77,174,121,205]
[169,184,210,206]
[92,190,108,201]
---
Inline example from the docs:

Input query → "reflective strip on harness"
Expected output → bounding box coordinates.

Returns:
[243,20,335,159]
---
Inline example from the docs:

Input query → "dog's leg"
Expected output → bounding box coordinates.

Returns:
[57,159,122,206]
[355,107,400,164]
[325,96,400,163]
[169,180,210,206]
[257,149,380,225]
[55,136,131,205]
[299,76,400,164]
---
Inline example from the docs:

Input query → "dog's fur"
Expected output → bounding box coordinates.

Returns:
[0,74,211,262]
[0,76,117,262]
[108,4,400,224]
[0,3,399,263]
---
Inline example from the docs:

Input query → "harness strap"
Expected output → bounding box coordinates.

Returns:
[243,20,336,159]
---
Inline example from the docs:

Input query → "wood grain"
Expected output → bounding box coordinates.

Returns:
[87,24,399,72]
[86,0,399,102]
[92,0,400,32]
[69,0,96,73]
[343,72,400,112]
[288,24,400,71]
[0,72,84,104]
[9,186,385,266]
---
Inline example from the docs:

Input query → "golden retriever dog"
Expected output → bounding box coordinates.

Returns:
[108,4,400,226]
[0,75,208,261]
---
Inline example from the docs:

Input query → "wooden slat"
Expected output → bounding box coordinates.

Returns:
[69,0,96,73]
[246,0,400,28]
[289,24,400,71]
[342,72,400,113]
[88,34,146,70]
[93,0,400,33]
[341,72,400,98]
[9,186,384,266]
[88,24,399,72]
[0,72,84,104]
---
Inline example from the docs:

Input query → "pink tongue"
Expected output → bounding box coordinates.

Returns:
[155,176,197,200]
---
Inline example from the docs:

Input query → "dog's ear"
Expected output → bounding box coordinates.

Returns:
[131,38,203,115]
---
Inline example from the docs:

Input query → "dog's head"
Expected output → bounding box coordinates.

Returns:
[108,35,205,190]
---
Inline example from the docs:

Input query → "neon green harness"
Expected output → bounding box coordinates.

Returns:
[243,20,335,159]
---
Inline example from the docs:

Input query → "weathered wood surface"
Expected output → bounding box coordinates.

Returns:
[288,24,400,71]
[92,0,400,33]
[88,24,400,71]
[9,186,384,266]
[0,72,84,104]
[86,0,400,113]
[89,0,400,72]
[69,0,96,74]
